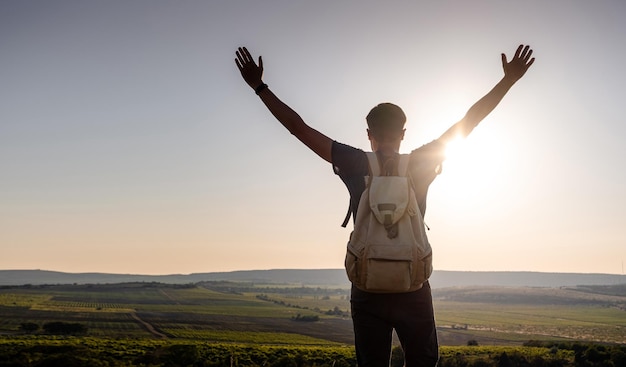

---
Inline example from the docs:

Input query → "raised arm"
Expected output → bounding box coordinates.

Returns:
[235,47,333,163]
[438,44,535,145]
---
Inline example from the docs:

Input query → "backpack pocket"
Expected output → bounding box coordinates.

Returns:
[410,253,432,287]
[344,246,359,284]
[364,244,413,292]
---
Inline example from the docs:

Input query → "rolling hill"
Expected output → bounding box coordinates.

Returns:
[1,269,625,288]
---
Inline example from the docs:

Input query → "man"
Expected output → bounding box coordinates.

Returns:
[235,45,534,367]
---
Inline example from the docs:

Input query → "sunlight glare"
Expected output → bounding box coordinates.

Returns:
[397,93,519,220]
[443,135,467,162]
[435,130,512,212]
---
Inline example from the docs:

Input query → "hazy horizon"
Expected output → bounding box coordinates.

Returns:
[2,267,624,277]
[2,1,625,275]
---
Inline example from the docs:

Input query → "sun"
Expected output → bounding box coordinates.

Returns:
[400,100,518,211]
[443,135,467,162]
[443,132,506,172]
[435,130,513,207]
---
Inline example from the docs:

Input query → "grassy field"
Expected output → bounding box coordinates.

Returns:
[2,336,606,367]
[432,286,626,345]
[0,282,624,347]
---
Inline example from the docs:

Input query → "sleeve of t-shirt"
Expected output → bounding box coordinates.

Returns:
[331,141,368,178]
[409,139,446,216]
[409,139,446,183]
[331,141,369,226]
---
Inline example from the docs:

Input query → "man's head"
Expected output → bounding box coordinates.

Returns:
[366,103,406,153]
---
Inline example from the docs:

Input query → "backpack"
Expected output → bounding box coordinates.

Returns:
[344,152,433,293]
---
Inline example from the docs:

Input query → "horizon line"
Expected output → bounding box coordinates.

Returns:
[1,268,625,277]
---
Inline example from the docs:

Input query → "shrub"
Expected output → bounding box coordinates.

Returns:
[42,321,88,335]
[19,322,39,333]
[292,314,319,322]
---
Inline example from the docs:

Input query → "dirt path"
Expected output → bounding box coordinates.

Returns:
[130,312,168,339]
[159,289,180,305]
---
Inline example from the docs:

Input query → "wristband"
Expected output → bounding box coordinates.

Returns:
[255,83,268,95]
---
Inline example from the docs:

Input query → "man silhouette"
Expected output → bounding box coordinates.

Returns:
[235,44,534,367]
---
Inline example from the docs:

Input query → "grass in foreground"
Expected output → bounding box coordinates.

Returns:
[4,336,624,366]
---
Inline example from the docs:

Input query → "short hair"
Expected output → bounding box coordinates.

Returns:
[366,103,406,134]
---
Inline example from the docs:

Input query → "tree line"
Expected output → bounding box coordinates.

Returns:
[19,321,88,335]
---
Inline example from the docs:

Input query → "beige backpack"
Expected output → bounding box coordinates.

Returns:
[345,152,433,293]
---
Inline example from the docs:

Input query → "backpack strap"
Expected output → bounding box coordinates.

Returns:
[398,154,410,176]
[340,152,411,228]
[341,153,379,228]
[341,208,351,228]
[366,152,380,177]
[366,152,410,177]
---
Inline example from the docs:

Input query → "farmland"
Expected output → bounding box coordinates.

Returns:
[1,282,625,345]
[0,281,624,365]
[0,282,353,344]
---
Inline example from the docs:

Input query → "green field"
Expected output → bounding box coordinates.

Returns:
[0,282,625,366]
[0,283,352,345]
[0,281,624,346]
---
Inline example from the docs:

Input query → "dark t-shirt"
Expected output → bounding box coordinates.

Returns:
[331,140,446,226]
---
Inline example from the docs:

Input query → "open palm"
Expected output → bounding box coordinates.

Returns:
[502,44,535,82]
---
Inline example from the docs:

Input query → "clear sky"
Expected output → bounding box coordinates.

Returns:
[1,0,625,275]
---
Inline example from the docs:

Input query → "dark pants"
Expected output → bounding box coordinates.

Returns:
[350,281,438,367]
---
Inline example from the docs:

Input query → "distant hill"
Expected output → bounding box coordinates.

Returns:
[1,269,625,288]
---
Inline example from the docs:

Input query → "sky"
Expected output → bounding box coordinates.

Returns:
[1,0,625,276]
